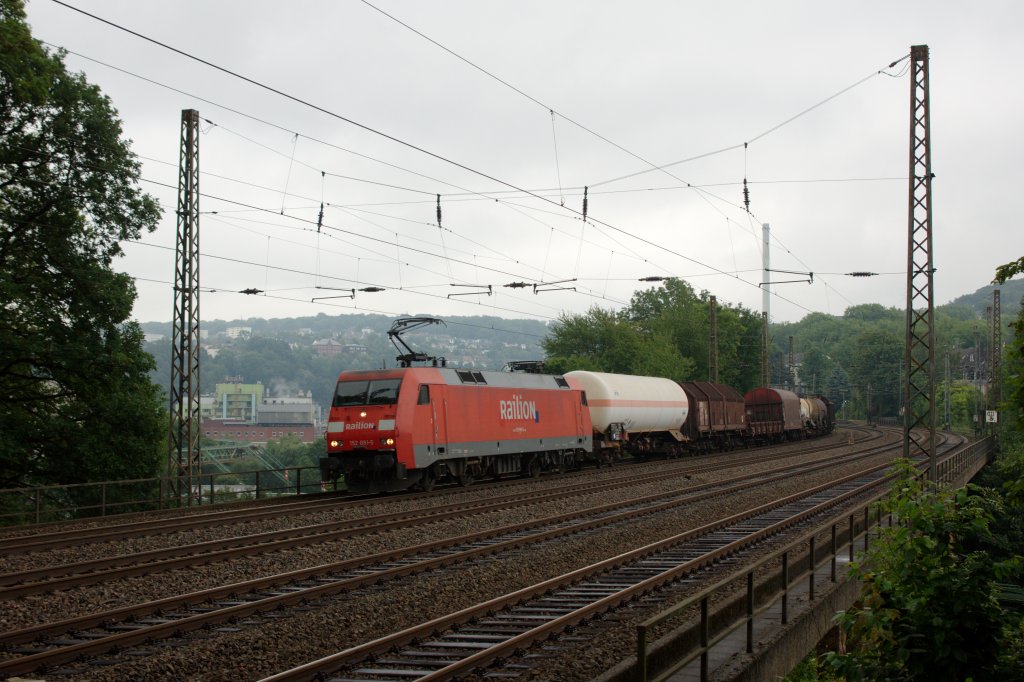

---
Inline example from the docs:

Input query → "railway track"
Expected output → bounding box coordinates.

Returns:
[265,435,959,681]
[0,430,877,555]
[0,431,902,678]
[263,463,904,680]
[0,434,880,600]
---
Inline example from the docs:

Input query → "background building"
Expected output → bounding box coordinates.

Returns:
[201,379,321,443]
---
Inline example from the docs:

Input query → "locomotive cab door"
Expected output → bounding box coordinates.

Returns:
[416,383,448,458]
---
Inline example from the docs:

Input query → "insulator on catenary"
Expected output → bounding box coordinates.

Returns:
[743,178,750,212]
[436,194,442,228]
[582,186,589,223]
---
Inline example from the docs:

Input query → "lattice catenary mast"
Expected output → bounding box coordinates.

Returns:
[708,295,719,383]
[168,109,202,503]
[902,46,937,481]
[991,288,1001,429]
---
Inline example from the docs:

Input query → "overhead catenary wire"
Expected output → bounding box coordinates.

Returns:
[130,274,551,340]
[138,98,680,284]
[125,240,564,321]
[279,132,299,214]
[48,39,887,313]
[197,210,593,315]
[10,119,812,321]
[550,110,565,207]
[587,55,910,190]
[41,9,901,320]
[49,0,591,216]
[144,171,809,313]
[176,120,677,276]
[45,4,821,313]
[134,137,634,281]
[141,176,632,307]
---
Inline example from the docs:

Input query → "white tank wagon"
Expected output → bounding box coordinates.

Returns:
[564,371,689,459]
[800,396,829,434]
[800,397,812,425]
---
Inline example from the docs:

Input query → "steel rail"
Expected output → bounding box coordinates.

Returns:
[260,454,907,681]
[0,432,877,597]
[0,428,876,554]
[0,438,896,675]
[0,437,891,647]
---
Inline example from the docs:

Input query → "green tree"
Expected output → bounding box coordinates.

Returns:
[827,461,1021,681]
[995,257,1024,287]
[0,0,164,487]
[841,328,902,418]
[993,257,1023,434]
[542,306,693,380]
[627,278,761,389]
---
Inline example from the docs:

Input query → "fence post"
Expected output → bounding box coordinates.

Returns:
[637,624,648,681]
[296,467,302,496]
[830,524,837,582]
[781,551,789,624]
[809,536,816,601]
[700,597,709,681]
[35,488,41,524]
[848,515,855,562]
[746,571,754,653]
[256,470,261,499]
[101,483,107,517]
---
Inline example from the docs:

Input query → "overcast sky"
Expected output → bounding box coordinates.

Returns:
[22,0,1024,329]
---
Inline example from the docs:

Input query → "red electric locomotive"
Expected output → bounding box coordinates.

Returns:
[320,367,592,493]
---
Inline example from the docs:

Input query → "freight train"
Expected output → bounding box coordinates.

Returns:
[320,366,836,494]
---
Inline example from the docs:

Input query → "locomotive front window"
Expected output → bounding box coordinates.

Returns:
[333,379,402,407]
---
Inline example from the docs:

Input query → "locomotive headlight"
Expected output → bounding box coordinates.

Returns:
[383,437,395,446]
[329,440,340,448]
[360,411,367,418]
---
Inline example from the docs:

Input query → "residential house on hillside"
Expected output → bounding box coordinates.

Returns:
[312,338,343,357]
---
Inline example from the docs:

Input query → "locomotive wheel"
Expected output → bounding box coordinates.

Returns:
[526,457,541,479]
[419,467,436,492]
[457,468,475,487]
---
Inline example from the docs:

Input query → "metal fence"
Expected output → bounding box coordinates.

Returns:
[0,464,328,526]
[634,435,996,681]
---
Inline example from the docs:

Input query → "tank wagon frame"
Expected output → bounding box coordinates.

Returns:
[564,371,690,461]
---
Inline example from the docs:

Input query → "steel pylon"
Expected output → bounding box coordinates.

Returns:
[902,46,937,480]
[168,109,201,504]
